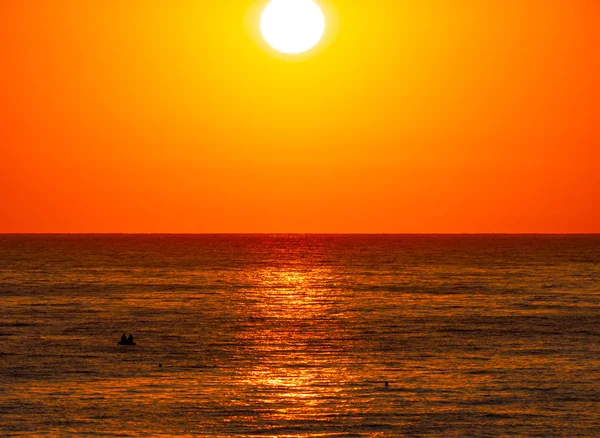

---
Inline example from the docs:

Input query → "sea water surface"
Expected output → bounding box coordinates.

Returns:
[0,235,599,436]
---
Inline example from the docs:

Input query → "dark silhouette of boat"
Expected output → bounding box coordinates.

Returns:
[118,333,136,346]
[117,340,136,346]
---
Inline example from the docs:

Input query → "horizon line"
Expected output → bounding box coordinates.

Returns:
[1,233,599,236]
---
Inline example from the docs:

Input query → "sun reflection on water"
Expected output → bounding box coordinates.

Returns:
[230,265,366,427]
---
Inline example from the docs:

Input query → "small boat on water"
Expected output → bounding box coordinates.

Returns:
[118,340,136,346]
[118,334,136,346]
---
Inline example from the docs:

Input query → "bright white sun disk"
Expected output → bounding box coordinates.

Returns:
[260,0,326,54]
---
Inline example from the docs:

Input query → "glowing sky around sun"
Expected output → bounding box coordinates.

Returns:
[1,0,599,232]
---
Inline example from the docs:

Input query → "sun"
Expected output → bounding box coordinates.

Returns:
[260,0,326,55]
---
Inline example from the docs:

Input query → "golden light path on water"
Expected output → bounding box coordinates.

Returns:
[234,266,357,429]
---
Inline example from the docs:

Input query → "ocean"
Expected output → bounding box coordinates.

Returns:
[1,235,599,436]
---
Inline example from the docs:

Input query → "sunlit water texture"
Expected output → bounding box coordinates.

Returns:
[1,235,599,436]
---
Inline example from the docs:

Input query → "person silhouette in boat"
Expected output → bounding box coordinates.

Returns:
[118,333,135,345]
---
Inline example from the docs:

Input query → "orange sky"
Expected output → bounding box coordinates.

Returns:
[1,0,599,233]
